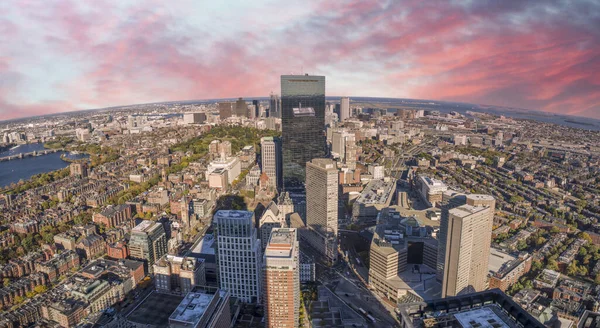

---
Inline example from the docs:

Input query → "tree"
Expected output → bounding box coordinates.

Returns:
[33,285,47,294]
[531,260,543,272]
[547,259,559,271]
[567,261,579,276]
[13,295,24,304]
[550,226,561,234]
[595,273,600,285]
[3,278,9,287]
[578,265,589,277]
[578,232,592,243]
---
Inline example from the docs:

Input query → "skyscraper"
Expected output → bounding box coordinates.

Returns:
[214,210,261,303]
[235,97,247,117]
[305,158,338,263]
[340,97,350,121]
[269,93,280,118]
[281,75,327,187]
[261,136,282,190]
[129,220,168,273]
[437,194,496,297]
[218,102,234,120]
[263,228,299,328]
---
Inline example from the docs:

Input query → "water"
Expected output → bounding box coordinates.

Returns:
[0,144,88,188]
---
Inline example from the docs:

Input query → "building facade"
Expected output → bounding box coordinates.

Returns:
[263,228,300,328]
[214,210,261,303]
[261,136,282,190]
[305,158,338,263]
[281,74,327,186]
[437,194,496,297]
[129,220,168,273]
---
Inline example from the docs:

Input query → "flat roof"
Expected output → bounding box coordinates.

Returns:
[191,234,215,256]
[449,204,489,218]
[169,291,216,324]
[488,248,517,275]
[213,210,253,221]
[132,220,158,233]
[356,179,395,204]
[454,307,510,328]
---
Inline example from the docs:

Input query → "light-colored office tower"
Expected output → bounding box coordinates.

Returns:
[263,228,300,328]
[331,130,345,160]
[344,134,357,169]
[183,112,207,124]
[340,97,350,121]
[306,158,339,263]
[214,210,261,303]
[437,194,496,297]
[261,136,282,190]
[169,287,232,328]
[129,220,168,273]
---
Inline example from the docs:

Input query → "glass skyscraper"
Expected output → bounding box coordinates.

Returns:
[281,74,327,187]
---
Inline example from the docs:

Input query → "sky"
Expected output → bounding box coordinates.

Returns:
[1,0,599,121]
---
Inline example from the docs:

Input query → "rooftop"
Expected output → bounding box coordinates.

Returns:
[169,291,216,324]
[454,307,510,328]
[356,179,395,204]
[213,210,254,222]
[132,220,160,233]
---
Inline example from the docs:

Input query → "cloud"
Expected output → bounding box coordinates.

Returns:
[0,0,599,120]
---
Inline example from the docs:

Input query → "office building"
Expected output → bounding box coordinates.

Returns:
[263,228,300,328]
[437,194,496,297]
[305,158,338,263]
[169,287,232,328]
[261,136,282,190]
[281,74,327,186]
[417,176,448,207]
[340,97,350,121]
[398,289,545,328]
[184,112,207,124]
[207,157,241,185]
[214,210,261,303]
[235,97,247,117]
[218,102,234,120]
[129,220,168,273]
[154,255,206,295]
[269,93,281,118]
[352,178,396,224]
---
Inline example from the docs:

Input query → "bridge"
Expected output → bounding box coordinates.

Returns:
[0,148,64,162]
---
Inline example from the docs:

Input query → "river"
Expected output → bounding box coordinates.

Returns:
[0,143,89,188]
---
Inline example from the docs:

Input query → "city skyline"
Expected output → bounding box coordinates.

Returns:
[1,0,599,121]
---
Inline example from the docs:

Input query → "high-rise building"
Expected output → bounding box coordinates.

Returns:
[183,112,207,124]
[214,210,261,303]
[261,136,282,190]
[305,158,338,263]
[129,220,168,273]
[263,228,299,328]
[252,100,260,119]
[269,93,280,118]
[340,97,350,121]
[218,102,234,120]
[235,97,247,117]
[281,75,327,186]
[437,194,496,297]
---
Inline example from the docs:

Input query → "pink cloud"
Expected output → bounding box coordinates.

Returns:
[1,0,599,120]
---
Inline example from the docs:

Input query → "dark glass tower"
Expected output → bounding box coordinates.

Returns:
[281,74,327,187]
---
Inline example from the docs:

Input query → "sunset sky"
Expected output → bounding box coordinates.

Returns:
[1,0,599,121]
